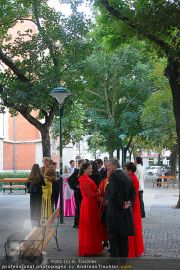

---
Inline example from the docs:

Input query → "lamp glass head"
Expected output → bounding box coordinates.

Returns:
[119,134,126,141]
[50,87,71,104]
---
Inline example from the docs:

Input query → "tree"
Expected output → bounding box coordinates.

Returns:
[0,0,90,156]
[95,0,180,206]
[52,101,87,146]
[87,131,106,159]
[141,88,177,174]
[79,42,155,157]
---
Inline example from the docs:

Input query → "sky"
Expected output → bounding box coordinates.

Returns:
[48,0,92,18]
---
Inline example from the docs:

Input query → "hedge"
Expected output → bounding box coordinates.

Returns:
[0,171,29,179]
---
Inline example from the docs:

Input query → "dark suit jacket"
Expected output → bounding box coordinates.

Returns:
[68,168,79,190]
[99,167,107,181]
[68,168,82,202]
[106,169,135,236]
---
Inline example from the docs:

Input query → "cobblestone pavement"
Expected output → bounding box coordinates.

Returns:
[0,177,180,260]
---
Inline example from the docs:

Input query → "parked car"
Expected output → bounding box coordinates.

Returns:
[146,166,163,176]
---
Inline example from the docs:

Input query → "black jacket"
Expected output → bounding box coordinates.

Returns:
[106,169,135,236]
[68,168,79,191]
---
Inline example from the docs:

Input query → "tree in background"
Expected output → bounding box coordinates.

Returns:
[95,0,180,206]
[79,42,155,157]
[0,0,91,156]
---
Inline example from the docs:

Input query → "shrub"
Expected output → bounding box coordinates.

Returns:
[0,171,29,179]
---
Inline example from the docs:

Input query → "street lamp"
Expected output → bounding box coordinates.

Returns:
[119,133,127,168]
[50,86,71,223]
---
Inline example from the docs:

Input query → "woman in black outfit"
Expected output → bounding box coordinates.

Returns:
[27,164,46,227]
[90,161,101,187]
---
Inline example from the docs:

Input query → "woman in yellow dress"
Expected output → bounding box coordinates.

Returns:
[41,157,57,222]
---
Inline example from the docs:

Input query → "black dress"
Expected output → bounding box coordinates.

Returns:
[27,176,46,226]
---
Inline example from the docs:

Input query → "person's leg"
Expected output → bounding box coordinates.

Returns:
[73,191,79,228]
[117,236,128,257]
[109,233,118,257]
[139,190,145,218]
[108,233,119,265]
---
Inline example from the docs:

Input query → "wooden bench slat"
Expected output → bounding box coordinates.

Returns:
[44,208,60,230]
[2,185,27,189]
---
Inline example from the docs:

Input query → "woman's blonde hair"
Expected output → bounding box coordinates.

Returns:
[28,164,43,184]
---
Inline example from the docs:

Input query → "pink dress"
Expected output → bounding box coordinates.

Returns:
[57,178,76,216]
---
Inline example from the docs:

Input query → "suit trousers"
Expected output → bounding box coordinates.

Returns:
[109,233,128,258]
[73,189,82,227]
[139,190,145,218]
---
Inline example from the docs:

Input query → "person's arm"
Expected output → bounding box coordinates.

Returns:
[129,180,136,207]
[40,175,46,186]
[80,182,100,199]
[68,170,79,190]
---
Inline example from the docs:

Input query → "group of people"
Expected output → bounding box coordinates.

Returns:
[68,157,145,263]
[27,157,59,226]
[27,155,146,264]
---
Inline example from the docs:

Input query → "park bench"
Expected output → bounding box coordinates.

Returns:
[0,178,27,193]
[152,175,177,189]
[4,207,60,265]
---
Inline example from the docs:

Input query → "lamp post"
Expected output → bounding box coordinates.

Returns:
[50,87,71,223]
[119,133,127,168]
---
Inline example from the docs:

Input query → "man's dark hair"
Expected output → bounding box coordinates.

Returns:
[125,162,136,173]
[136,156,142,165]
[90,160,99,175]
[70,160,75,165]
[95,159,103,166]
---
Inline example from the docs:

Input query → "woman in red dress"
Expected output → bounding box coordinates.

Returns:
[78,162,103,256]
[124,162,144,258]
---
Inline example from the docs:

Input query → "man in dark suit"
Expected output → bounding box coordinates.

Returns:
[106,158,135,263]
[96,159,107,181]
[68,159,85,228]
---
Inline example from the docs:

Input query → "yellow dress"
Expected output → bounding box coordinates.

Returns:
[41,179,52,221]
[41,166,56,222]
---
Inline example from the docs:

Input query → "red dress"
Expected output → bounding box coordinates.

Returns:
[128,172,144,257]
[78,175,103,256]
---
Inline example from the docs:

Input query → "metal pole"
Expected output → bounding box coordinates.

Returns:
[59,104,64,223]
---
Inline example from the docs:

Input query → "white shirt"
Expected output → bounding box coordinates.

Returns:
[70,167,75,174]
[135,164,145,191]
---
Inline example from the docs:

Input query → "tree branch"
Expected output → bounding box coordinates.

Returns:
[84,89,106,100]
[46,100,58,126]
[33,0,59,67]
[2,98,43,130]
[11,18,38,27]
[0,48,32,85]
[101,0,169,53]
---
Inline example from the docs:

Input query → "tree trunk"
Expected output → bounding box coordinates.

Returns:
[117,149,120,160]
[157,153,161,165]
[124,147,127,164]
[40,126,51,157]
[170,144,178,176]
[108,149,114,158]
[108,132,114,158]
[165,56,180,208]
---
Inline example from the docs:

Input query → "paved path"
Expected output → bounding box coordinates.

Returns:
[0,177,180,261]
